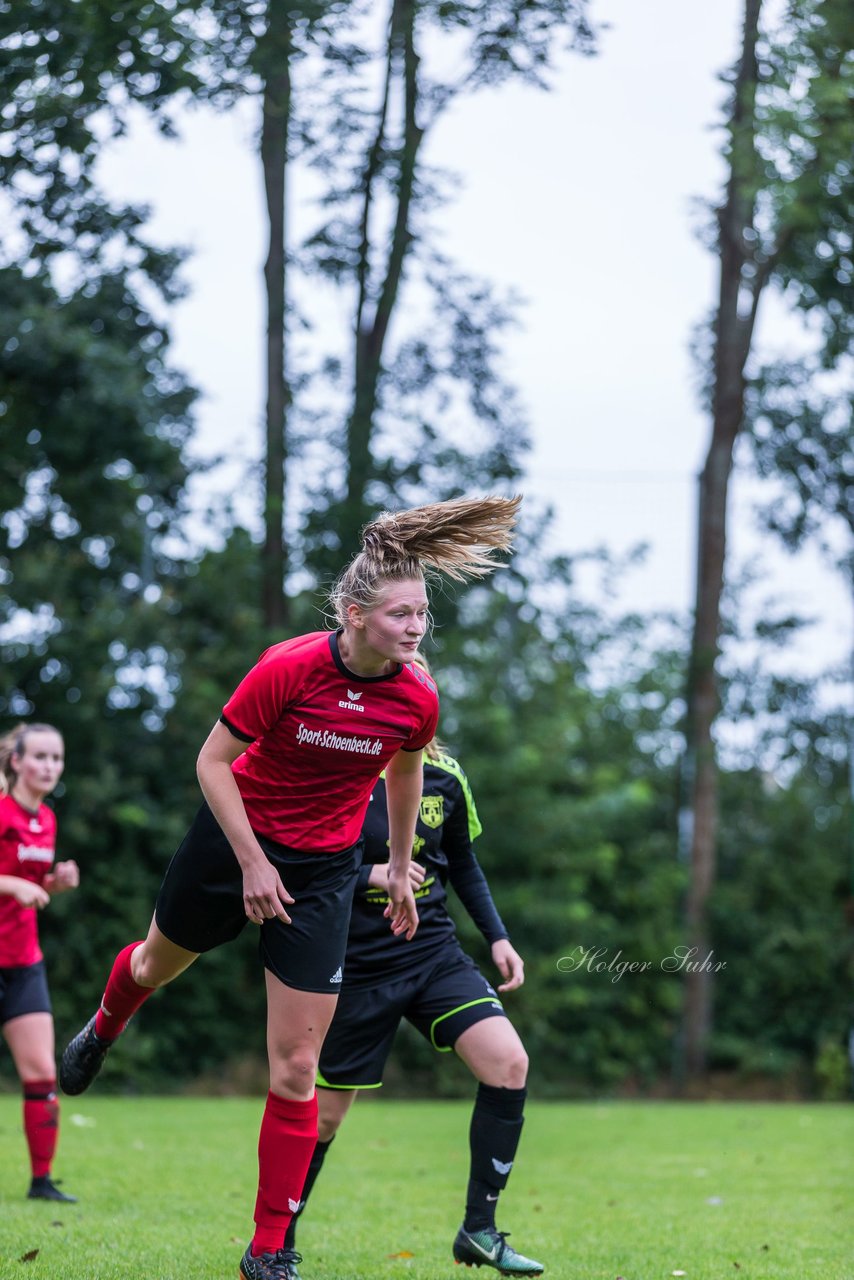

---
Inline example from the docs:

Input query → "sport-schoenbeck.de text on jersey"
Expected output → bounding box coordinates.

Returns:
[17,845,54,863]
[296,723,384,755]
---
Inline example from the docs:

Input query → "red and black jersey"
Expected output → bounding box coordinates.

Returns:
[221,630,439,852]
[342,754,509,984]
[0,794,56,967]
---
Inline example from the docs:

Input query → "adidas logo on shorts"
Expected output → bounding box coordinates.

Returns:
[329,967,343,984]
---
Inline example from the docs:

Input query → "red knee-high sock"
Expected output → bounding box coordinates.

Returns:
[252,1091,318,1257]
[23,1079,59,1178]
[94,941,152,1041]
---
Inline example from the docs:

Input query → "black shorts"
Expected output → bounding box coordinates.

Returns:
[154,803,361,993]
[317,945,506,1088]
[0,961,52,1025]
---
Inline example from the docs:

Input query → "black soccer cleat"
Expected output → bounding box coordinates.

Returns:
[239,1245,303,1280]
[60,1014,112,1095]
[28,1175,78,1203]
[453,1226,544,1276]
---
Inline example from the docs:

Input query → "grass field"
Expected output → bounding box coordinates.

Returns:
[0,1098,850,1280]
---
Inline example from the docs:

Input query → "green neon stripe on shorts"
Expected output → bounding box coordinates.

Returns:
[316,1070,383,1090]
[430,996,504,1052]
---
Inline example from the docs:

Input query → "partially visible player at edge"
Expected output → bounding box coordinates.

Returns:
[0,722,80,1203]
[60,495,521,1280]
[285,666,544,1277]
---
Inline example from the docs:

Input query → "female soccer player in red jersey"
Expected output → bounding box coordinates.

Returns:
[60,495,520,1280]
[0,722,80,1203]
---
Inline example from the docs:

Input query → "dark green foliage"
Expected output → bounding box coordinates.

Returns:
[680,0,853,1078]
[2,259,196,1065]
[710,736,851,1082]
[755,0,854,362]
[0,2,204,299]
[746,360,852,565]
[417,577,686,1094]
[0,260,194,748]
[739,0,853,572]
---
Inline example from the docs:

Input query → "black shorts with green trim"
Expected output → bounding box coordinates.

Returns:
[317,944,505,1089]
[154,802,361,993]
[0,960,52,1024]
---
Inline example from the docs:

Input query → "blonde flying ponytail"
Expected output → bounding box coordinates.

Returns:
[329,495,521,625]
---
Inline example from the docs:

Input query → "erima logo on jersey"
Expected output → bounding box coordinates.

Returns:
[339,688,365,713]
[330,967,343,984]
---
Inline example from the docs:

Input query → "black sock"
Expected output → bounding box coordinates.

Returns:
[283,1136,333,1251]
[464,1084,526,1232]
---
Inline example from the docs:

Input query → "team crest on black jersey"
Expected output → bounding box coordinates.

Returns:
[419,795,444,829]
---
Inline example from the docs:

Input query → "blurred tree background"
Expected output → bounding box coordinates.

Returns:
[1,0,851,1099]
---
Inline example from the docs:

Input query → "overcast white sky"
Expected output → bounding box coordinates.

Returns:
[98,0,851,679]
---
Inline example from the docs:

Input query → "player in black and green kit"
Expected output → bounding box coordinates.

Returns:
[285,727,544,1277]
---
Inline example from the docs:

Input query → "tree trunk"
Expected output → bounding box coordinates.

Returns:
[679,0,762,1080]
[258,7,293,631]
[340,0,424,555]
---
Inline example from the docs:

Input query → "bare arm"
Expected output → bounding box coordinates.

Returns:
[491,938,525,992]
[43,860,80,896]
[383,748,424,940]
[196,721,294,923]
[0,874,49,909]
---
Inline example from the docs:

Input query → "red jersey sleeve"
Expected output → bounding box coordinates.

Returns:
[400,663,440,751]
[221,643,305,742]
